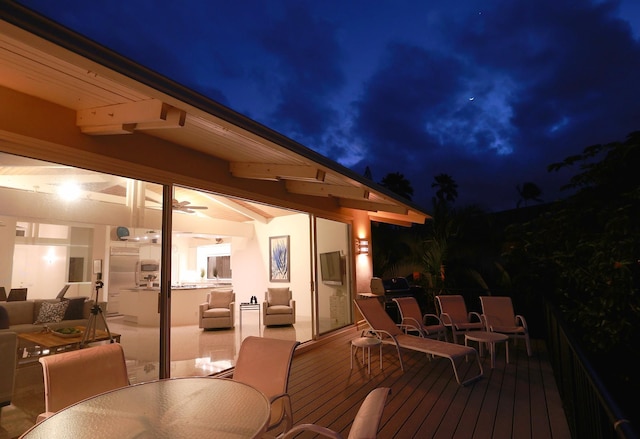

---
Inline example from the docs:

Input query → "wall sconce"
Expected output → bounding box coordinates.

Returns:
[356,239,369,255]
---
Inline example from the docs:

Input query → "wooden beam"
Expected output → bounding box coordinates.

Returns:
[77,99,185,134]
[338,198,408,214]
[230,163,325,182]
[285,181,368,200]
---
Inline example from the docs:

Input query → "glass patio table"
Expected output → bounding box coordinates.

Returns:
[19,377,270,439]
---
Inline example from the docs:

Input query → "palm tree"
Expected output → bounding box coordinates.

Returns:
[380,172,414,201]
[516,182,543,207]
[431,174,458,206]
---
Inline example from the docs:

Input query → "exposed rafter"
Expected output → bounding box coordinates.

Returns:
[76,99,186,135]
[338,198,408,215]
[229,163,325,182]
[285,181,369,200]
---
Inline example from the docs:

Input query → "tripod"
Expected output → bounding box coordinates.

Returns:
[81,281,115,348]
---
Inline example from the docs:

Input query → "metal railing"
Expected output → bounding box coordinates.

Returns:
[544,300,637,439]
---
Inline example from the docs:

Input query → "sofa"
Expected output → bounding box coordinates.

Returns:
[0,298,107,334]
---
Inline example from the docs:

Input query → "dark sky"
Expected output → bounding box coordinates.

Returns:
[17,0,640,212]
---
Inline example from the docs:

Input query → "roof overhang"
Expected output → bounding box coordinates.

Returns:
[0,3,429,226]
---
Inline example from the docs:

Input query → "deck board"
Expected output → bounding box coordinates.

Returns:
[287,326,571,439]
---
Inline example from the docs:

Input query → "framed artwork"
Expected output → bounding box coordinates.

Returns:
[269,235,290,282]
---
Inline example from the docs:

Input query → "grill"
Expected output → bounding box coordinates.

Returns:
[370,277,423,322]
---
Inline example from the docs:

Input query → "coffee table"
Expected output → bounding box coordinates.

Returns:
[17,326,121,366]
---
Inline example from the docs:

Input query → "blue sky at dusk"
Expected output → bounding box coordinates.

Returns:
[17,0,640,212]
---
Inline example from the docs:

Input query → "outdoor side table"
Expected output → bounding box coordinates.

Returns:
[464,331,509,368]
[351,336,382,374]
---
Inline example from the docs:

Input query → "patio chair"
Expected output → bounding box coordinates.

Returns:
[7,288,27,302]
[435,295,484,344]
[354,299,483,386]
[37,342,130,422]
[393,297,447,341]
[480,296,532,356]
[233,336,300,437]
[281,387,391,439]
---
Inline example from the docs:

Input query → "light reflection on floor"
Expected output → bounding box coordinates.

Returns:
[106,315,313,383]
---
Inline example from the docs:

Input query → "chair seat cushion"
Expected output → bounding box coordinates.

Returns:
[266,305,292,315]
[203,308,231,318]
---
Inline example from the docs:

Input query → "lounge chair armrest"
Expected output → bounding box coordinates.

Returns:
[198,303,209,313]
[423,313,443,325]
[440,312,453,326]
[515,314,528,330]
[469,311,482,322]
[398,322,418,334]
[280,424,342,439]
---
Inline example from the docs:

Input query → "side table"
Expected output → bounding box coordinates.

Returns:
[239,302,261,327]
[351,336,382,375]
[464,331,509,368]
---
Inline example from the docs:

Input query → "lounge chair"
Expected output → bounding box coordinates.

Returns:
[393,297,448,341]
[480,296,532,356]
[281,387,390,439]
[435,294,484,344]
[354,299,483,386]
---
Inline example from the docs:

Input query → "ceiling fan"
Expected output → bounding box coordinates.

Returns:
[172,199,208,213]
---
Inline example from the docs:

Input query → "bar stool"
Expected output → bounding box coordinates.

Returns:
[351,336,382,374]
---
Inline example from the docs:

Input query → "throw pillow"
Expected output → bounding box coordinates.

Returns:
[34,300,69,324]
[63,297,87,320]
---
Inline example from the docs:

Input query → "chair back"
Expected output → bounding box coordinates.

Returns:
[234,336,299,430]
[7,288,27,302]
[39,343,129,414]
[0,287,6,301]
[0,332,17,407]
[480,296,516,327]
[354,299,403,337]
[436,295,469,323]
[393,297,423,326]
[348,387,391,439]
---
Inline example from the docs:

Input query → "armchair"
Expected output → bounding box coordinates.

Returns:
[199,290,235,329]
[263,288,295,326]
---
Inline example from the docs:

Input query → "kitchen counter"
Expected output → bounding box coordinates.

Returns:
[120,285,233,326]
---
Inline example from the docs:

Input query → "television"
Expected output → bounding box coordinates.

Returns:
[320,251,344,285]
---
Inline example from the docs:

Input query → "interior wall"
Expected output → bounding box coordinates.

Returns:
[241,214,312,319]
[0,215,16,289]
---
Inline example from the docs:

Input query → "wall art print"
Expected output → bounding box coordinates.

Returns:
[269,235,290,282]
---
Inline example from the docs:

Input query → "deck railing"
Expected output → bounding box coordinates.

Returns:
[544,300,637,439]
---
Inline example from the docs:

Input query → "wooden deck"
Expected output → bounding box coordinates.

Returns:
[288,326,572,439]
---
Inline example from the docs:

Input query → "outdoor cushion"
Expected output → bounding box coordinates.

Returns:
[34,301,69,324]
[267,288,290,306]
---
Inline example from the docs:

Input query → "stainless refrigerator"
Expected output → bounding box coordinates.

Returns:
[108,248,139,315]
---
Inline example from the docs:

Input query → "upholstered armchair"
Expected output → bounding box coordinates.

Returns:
[263,288,295,326]
[199,290,235,329]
